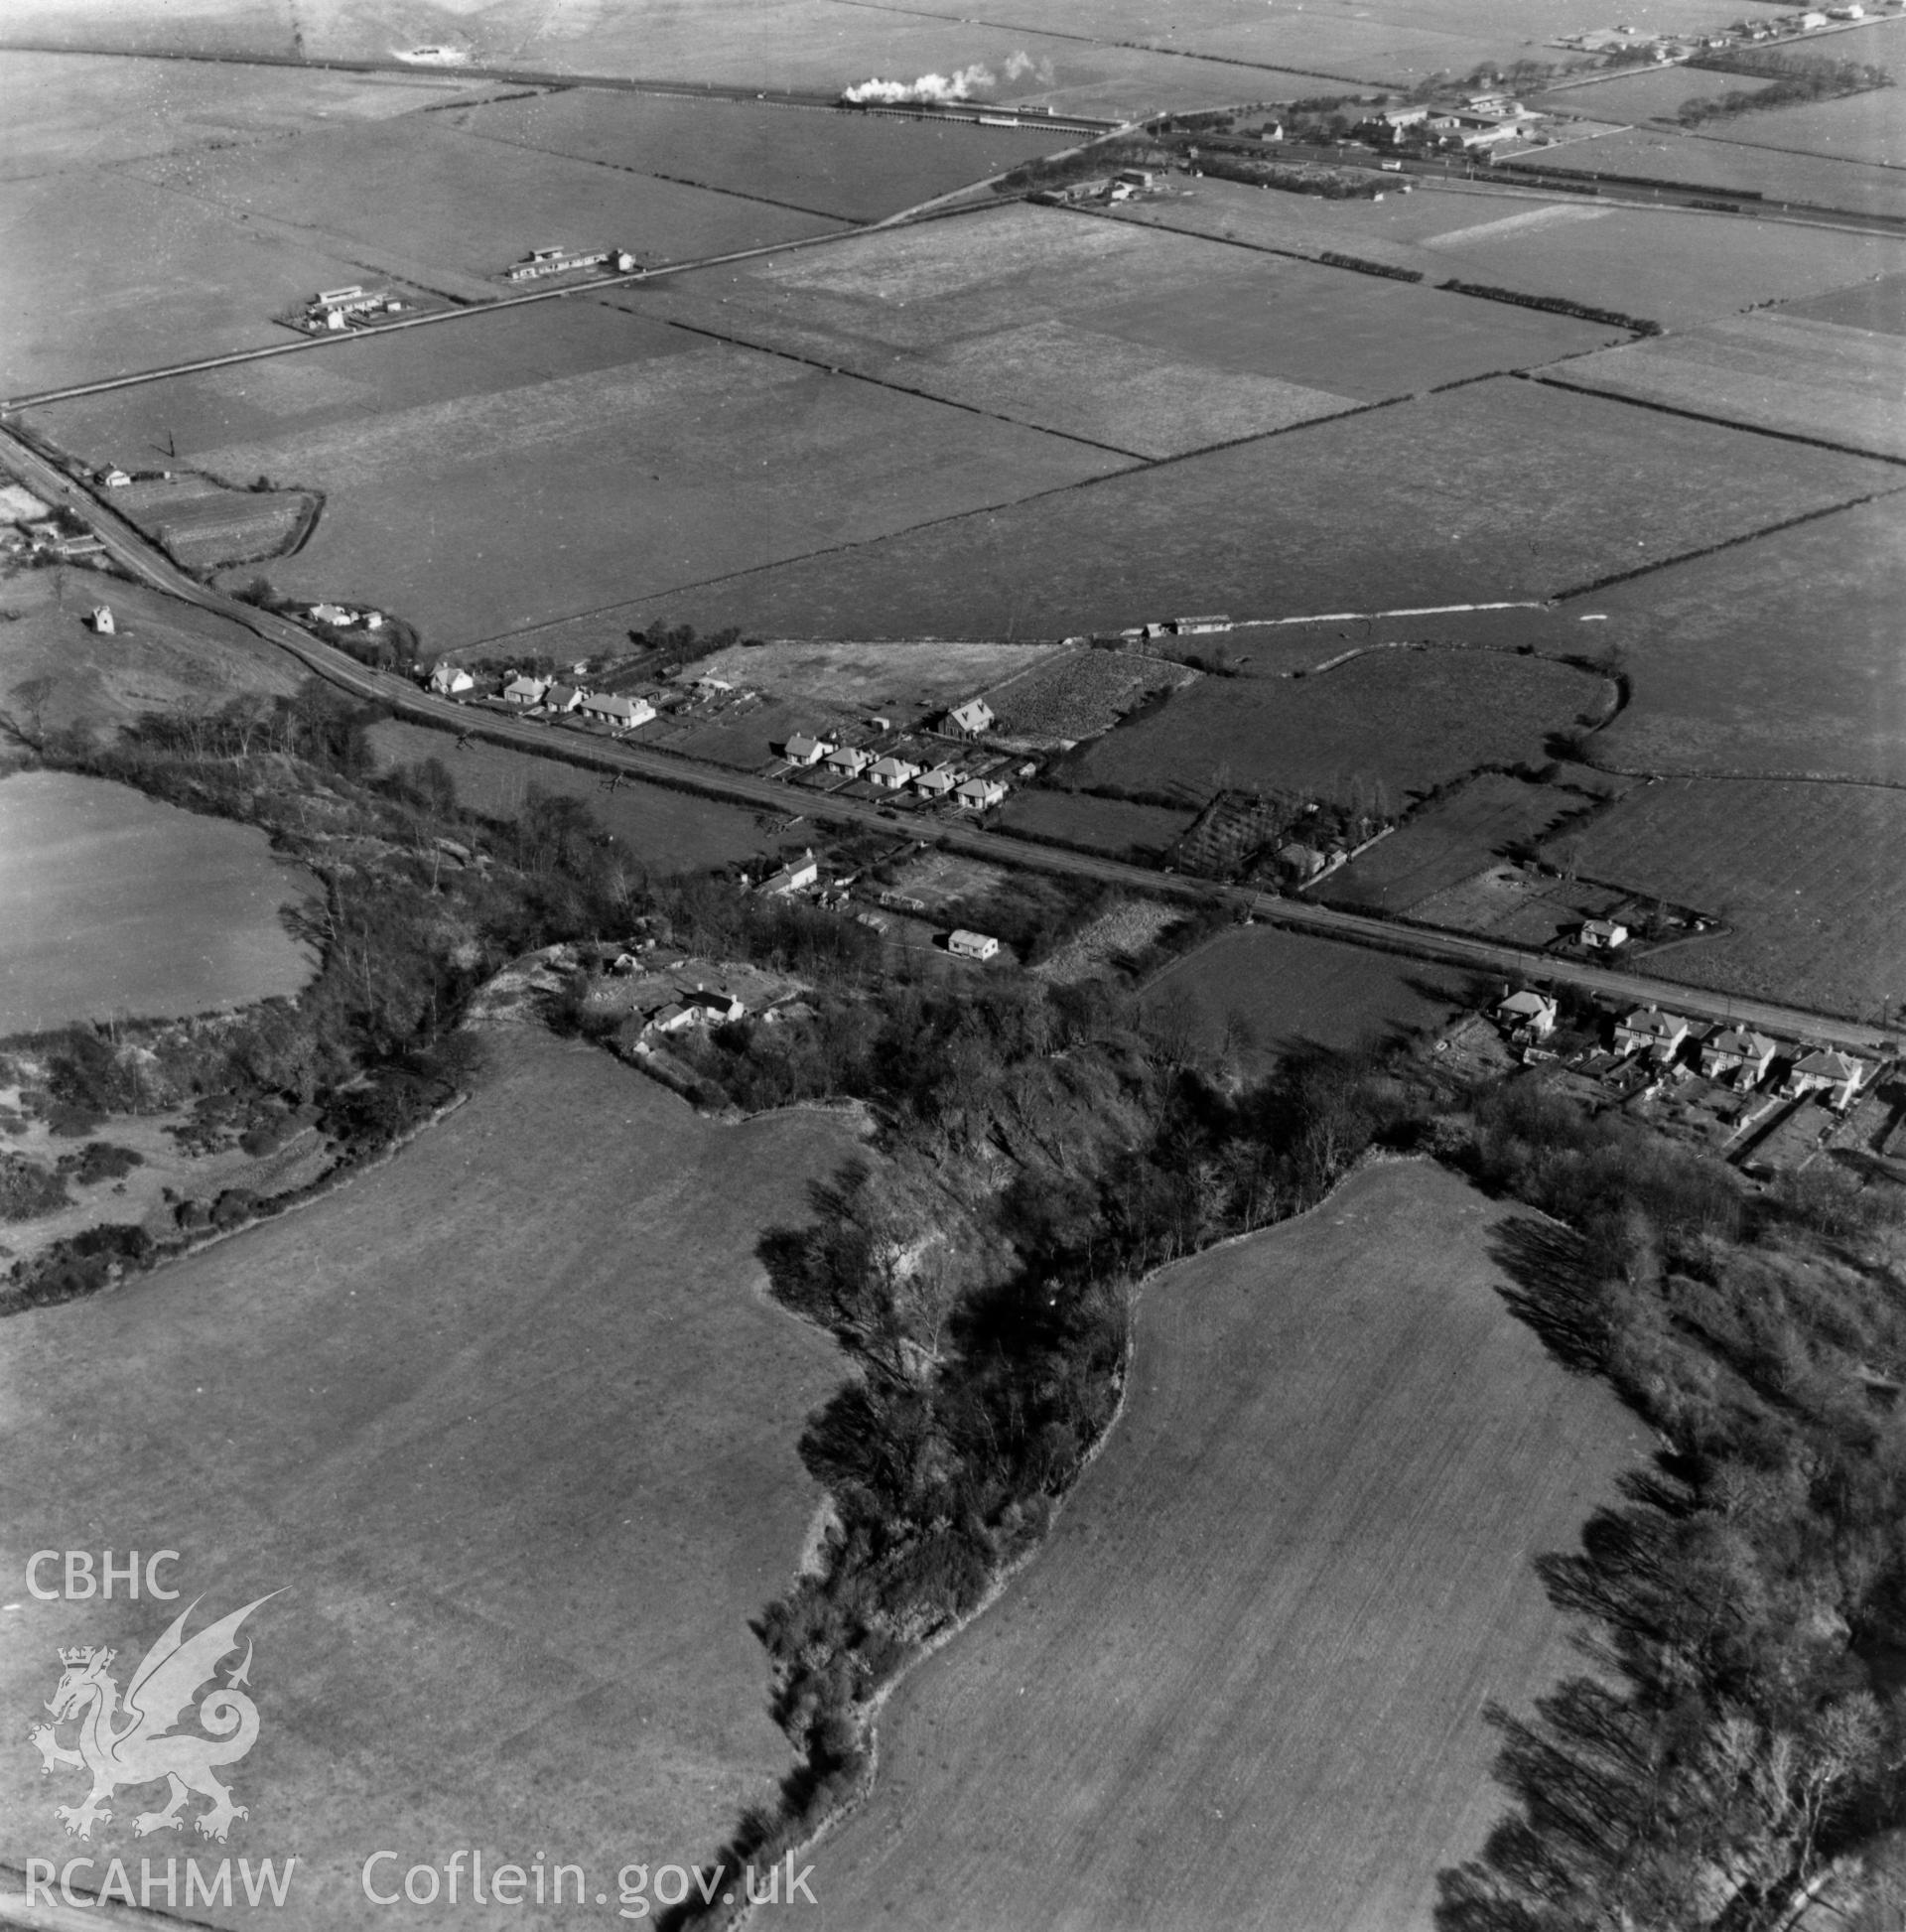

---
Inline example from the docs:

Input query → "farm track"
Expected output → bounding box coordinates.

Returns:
[4,423,1896,1055]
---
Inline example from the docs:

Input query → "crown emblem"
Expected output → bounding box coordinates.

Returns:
[58,1646,110,1668]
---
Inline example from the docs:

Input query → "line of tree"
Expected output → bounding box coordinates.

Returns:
[1678,53,1893,123]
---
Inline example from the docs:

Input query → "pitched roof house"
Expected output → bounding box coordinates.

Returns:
[1496,990,1559,1039]
[1699,1027,1777,1086]
[944,698,995,738]
[956,777,1008,811]
[1615,1006,1691,1060]
[502,675,550,706]
[1784,1048,1870,1110]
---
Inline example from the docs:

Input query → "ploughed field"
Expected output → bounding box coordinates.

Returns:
[806,1161,1645,1931]
[0,1033,858,1930]
[1075,647,1607,809]
[0,769,316,1037]
[1542,777,1906,1020]
[613,377,1897,641]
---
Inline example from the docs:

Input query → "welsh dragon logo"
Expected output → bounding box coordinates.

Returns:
[30,1593,280,1843]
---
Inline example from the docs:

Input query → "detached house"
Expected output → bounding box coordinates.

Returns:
[1580,919,1630,951]
[543,684,584,714]
[1784,1048,1870,1111]
[913,766,960,800]
[943,698,994,739]
[826,746,874,779]
[502,675,550,707]
[579,691,654,729]
[956,777,1008,812]
[758,852,820,897]
[428,662,476,697]
[782,733,833,766]
[868,757,921,790]
[1496,990,1559,1040]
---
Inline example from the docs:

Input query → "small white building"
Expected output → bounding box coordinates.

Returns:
[1580,919,1631,951]
[868,757,922,790]
[1784,1048,1870,1110]
[782,732,833,766]
[944,698,995,739]
[956,777,1008,812]
[502,675,551,707]
[88,605,115,635]
[1700,1027,1777,1088]
[759,852,820,897]
[543,683,584,714]
[913,766,960,799]
[948,929,1001,962]
[428,662,476,697]
[826,746,874,779]
[1496,990,1559,1040]
[98,468,131,489]
[579,691,654,729]
[1615,1006,1691,1061]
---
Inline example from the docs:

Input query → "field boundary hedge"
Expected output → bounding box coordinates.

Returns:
[1317,251,1424,281]
[1437,278,1663,336]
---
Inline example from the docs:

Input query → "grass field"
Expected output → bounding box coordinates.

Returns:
[1077,647,1603,807]
[1515,125,1906,218]
[0,1031,859,1925]
[1114,179,1906,326]
[1678,83,1906,168]
[450,87,1079,222]
[641,204,1621,459]
[1534,64,1775,119]
[986,648,1196,743]
[998,787,1198,858]
[0,564,301,743]
[611,376,1897,642]
[31,309,1131,652]
[687,638,1058,710]
[1546,777,1906,1018]
[119,116,846,289]
[0,51,487,181]
[1581,496,1906,784]
[366,720,774,874]
[806,1160,1644,1930]
[1540,310,1906,459]
[1781,268,1906,334]
[0,768,314,1037]
[1316,772,1592,913]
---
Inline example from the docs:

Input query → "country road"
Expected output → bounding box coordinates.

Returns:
[2,424,1895,1058]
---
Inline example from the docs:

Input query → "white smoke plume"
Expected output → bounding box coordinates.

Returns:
[841,64,996,104]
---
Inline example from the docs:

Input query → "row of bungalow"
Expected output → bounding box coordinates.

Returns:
[1498,992,1874,1110]
[781,733,1009,811]
[498,675,655,730]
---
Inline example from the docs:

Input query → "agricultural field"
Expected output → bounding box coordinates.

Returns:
[1781,267,1906,334]
[985,647,1197,744]
[1515,125,1906,218]
[1079,648,1607,807]
[612,376,1897,642]
[996,787,1198,859]
[0,768,316,1037]
[449,87,1080,222]
[1544,777,1906,1019]
[365,720,774,874]
[29,307,1131,653]
[1581,496,1906,784]
[687,638,1057,711]
[0,565,302,744]
[1534,64,1775,118]
[117,476,320,571]
[1684,84,1906,168]
[1410,861,1627,951]
[0,50,490,181]
[641,204,1623,460]
[118,117,846,291]
[0,1032,861,1928]
[1316,772,1595,913]
[0,171,391,398]
[807,1161,1644,1930]
[1113,177,1906,326]
[1540,310,1906,459]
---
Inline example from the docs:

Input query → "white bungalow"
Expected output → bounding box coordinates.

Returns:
[782,733,833,766]
[1580,919,1631,951]
[428,662,476,697]
[956,777,1009,812]
[543,683,584,714]
[948,929,1001,962]
[501,675,550,707]
[913,766,960,800]
[826,746,874,779]
[579,691,654,729]
[868,757,921,790]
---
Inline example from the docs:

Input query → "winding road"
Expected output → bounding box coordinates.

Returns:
[3,424,1894,1058]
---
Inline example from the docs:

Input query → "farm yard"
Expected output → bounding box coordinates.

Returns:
[1077,648,1607,807]
[30,312,1131,653]
[1316,772,1597,914]
[613,376,1897,642]
[365,720,774,874]
[985,647,1197,744]
[641,205,1625,459]
[446,87,1080,223]
[1543,777,1906,1019]
[997,787,1198,860]
[1581,496,1906,784]
[805,1161,1643,1931]
[1540,311,1906,460]
[1113,180,1906,328]
[0,1033,861,1929]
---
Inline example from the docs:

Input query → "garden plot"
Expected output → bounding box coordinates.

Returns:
[985,648,1197,745]
[997,789,1198,859]
[1541,310,1906,459]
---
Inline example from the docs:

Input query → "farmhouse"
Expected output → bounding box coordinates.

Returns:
[1700,1027,1777,1088]
[1579,919,1630,951]
[1496,990,1559,1040]
[758,852,820,897]
[428,662,475,697]
[868,757,922,790]
[1615,1006,1691,1061]
[948,929,1001,961]
[944,698,995,738]
[826,746,875,779]
[782,733,834,765]
[97,468,131,489]
[502,675,550,707]
[1783,1048,1870,1110]
[956,777,1009,811]
[913,766,960,800]
[581,691,653,728]
[505,244,626,282]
